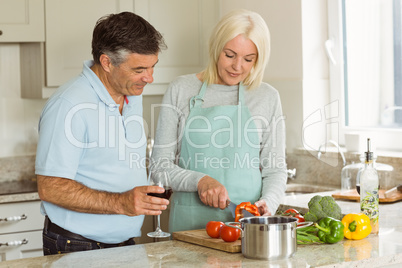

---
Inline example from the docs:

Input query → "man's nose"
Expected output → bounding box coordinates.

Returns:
[142,69,154,83]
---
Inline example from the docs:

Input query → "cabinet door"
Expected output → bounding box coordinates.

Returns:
[0,0,45,42]
[0,230,43,261]
[0,201,43,234]
[44,0,220,93]
[134,0,219,94]
[45,0,134,87]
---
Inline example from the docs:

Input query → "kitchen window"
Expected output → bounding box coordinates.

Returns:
[328,0,402,151]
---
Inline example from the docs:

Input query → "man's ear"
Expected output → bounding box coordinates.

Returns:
[99,54,112,72]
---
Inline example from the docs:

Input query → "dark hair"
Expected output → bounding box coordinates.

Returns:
[92,12,167,65]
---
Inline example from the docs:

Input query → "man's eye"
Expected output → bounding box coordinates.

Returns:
[134,69,144,74]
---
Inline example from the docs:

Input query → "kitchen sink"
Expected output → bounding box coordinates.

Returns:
[285,183,338,196]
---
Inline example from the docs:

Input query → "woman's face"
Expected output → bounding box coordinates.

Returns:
[216,34,258,86]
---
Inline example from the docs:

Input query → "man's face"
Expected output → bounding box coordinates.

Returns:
[108,53,159,96]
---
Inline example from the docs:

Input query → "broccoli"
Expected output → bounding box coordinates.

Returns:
[304,195,342,222]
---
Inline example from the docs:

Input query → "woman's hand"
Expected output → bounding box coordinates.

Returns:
[254,200,272,216]
[197,176,229,209]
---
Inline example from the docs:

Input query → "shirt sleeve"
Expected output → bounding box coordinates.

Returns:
[150,81,206,191]
[258,89,287,215]
[35,96,86,180]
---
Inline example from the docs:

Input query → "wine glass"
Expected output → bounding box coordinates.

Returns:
[147,170,172,238]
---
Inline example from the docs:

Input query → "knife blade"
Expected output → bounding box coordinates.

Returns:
[226,201,255,219]
[384,184,402,198]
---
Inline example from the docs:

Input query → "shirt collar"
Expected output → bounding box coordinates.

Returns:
[81,60,120,109]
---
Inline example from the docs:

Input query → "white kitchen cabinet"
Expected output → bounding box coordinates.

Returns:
[134,0,218,89]
[44,0,135,87]
[20,0,219,98]
[0,0,45,42]
[0,201,44,261]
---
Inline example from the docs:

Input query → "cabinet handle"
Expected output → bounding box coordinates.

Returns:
[0,239,28,247]
[0,214,27,222]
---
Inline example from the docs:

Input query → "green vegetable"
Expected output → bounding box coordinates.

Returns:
[304,195,342,222]
[314,217,344,244]
[296,225,323,245]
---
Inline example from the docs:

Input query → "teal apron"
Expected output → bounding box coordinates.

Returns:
[169,82,262,233]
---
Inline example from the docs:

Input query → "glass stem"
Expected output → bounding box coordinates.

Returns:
[155,214,162,232]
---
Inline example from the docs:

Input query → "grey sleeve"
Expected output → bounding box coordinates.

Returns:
[258,89,287,215]
[150,80,206,192]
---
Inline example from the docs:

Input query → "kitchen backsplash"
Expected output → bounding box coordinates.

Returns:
[0,155,35,183]
[2,149,401,189]
[287,148,402,189]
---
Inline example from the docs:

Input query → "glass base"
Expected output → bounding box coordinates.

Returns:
[147,230,171,238]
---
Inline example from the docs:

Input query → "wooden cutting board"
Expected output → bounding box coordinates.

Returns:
[332,189,402,203]
[172,229,241,253]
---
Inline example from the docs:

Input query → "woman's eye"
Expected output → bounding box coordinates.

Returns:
[245,58,253,63]
[225,53,234,58]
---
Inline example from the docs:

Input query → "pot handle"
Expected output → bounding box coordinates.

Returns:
[296,221,313,229]
[224,222,243,236]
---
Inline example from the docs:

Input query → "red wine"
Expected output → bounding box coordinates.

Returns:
[148,186,173,200]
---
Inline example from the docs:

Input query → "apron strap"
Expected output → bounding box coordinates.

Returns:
[189,82,246,109]
[238,82,245,105]
[189,82,208,109]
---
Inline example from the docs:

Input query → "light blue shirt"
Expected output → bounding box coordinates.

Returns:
[35,60,148,243]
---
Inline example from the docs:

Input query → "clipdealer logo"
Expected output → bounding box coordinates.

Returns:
[63,102,147,161]
[62,102,286,164]
[302,100,342,167]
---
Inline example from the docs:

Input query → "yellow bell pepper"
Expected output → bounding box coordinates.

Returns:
[342,213,372,240]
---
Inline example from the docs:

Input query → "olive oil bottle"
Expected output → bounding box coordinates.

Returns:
[359,138,379,234]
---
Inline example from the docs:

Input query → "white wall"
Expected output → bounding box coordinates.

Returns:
[221,0,330,152]
[0,44,46,157]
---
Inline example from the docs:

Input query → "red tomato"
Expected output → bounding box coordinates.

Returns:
[220,225,241,242]
[206,221,224,238]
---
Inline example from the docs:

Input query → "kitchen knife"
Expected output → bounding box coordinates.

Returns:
[226,201,255,219]
[384,184,402,198]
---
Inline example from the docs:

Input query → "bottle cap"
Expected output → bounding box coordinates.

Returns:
[365,138,373,162]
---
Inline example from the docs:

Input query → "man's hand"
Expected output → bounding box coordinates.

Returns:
[254,200,271,216]
[37,175,169,216]
[119,185,169,216]
[197,176,228,210]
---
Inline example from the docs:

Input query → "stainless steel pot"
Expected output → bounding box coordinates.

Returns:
[227,216,311,260]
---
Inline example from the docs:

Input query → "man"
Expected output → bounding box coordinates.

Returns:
[35,12,168,255]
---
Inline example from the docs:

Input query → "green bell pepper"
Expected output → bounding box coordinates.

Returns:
[314,217,344,244]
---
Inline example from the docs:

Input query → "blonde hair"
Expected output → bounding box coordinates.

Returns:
[202,9,270,90]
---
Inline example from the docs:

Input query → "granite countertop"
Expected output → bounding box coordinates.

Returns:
[0,179,40,204]
[2,190,402,267]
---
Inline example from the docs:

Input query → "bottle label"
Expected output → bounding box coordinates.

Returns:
[360,188,379,234]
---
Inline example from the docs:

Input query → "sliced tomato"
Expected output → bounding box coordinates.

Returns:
[220,224,241,242]
[206,221,224,238]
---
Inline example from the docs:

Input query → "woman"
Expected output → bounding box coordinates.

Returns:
[150,9,287,232]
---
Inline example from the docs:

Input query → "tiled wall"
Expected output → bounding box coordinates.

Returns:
[287,148,402,190]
